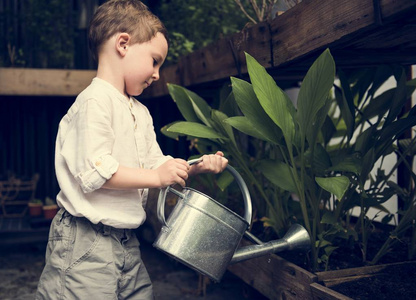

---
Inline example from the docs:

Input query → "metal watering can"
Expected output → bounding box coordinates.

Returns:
[153,159,311,282]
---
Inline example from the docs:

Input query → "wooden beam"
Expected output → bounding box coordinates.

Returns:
[1,0,415,98]
[0,68,96,96]
[270,0,416,68]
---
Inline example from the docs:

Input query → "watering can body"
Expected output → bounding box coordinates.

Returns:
[153,187,249,281]
[153,160,310,282]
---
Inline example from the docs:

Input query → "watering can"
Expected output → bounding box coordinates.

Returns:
[153,159,311,282]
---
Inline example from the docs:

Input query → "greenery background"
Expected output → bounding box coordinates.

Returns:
[0,0,252,69]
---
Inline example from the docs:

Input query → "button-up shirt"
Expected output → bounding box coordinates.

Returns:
[55,78,171,228]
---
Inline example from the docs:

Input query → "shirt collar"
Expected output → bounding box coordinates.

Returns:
[92,77,130,104]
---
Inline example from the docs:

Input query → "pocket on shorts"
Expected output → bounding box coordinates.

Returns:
[65,218,103,272]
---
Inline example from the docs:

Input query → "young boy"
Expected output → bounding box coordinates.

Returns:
[35,1,227,299]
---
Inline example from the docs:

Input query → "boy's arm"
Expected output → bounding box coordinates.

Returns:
[102,151,228,190]
[102,158,190,189]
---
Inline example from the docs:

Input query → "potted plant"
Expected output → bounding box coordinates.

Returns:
[28,198,43,217]
[43,197,58,220]
[158,49,416,298]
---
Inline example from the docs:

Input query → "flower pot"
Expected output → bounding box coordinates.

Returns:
[28,202,43,217]
[43,204,58,220]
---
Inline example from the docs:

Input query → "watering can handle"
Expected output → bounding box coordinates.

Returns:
[157,158,253,227]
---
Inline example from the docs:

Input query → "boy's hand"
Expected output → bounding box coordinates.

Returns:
[156,158,190,187]
[189,151,228,176]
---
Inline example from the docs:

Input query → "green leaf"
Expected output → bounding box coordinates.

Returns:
[384,68,408,127]
[167,121,227,139]
[256,160,298,192]
[217,171,234,191]
[211,110,237,148]
[230,77,282,143]
[185,88,213,126]
[312,144,332,175]
[316,176,350,200]
[168,84,212,126]
[168,84,199,122]
[321,211,337,225]
[328,155,362,175]
[337,70,355,140]
[245,52,295,147]
[224,116,270,141]
[297,49,335,144]
[161,122,182,140]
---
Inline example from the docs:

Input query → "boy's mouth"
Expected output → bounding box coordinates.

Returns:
[145,81,150,87]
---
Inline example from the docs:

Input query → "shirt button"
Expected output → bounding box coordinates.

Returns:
[95,161,101,166]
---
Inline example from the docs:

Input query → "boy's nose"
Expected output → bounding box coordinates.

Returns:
[152,71,160,81]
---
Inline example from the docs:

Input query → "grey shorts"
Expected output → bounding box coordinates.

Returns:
[36,209,153,300]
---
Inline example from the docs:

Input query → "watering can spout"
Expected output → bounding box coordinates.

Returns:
[230,224,311,265]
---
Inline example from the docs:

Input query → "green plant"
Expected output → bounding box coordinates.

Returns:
[0,0,74,68]
[44,196,56,206]
[233,0,301,24]
[162,49,416,271]
[29,198,43,204]
[156,0,251,53]
[164,32,195,65]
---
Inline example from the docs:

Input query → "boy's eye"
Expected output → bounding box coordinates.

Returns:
[153,59,158,66]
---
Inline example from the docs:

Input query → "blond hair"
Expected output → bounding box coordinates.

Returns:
[88,0,168,61]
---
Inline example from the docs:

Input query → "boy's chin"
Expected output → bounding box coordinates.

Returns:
[127,89,143,97]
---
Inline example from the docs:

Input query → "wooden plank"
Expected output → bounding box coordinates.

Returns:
[181,21,271,88]
[2,0,415,98]
[227,241,318,299]
[315,261,416,287]
[0,68,96,96]
[310,283,353,300]
[271,0,416,68]
[271,0,377,67]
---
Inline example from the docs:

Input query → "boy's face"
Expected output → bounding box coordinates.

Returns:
[122,32,168,97]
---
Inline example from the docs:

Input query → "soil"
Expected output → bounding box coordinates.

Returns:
[332,262,416,300]
[276,228,416,300]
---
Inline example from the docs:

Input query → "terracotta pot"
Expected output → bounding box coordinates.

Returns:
[43,204,58,219]
[28,202,43,217]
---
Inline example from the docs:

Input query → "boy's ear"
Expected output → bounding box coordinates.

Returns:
[116,33,131,57]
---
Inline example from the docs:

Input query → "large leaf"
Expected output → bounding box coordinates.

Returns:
[224,116,270,141]
[185,88,213,126]
[161,121,182,140]
[168,84,212,126]
[257,160,298,193]
[168,84,199,122]
[316,176,350,200]
[297,49,335,145]
[211,109,238,148]
[230,76,282,143]
[383,68,408,127]
[328,154,362,175]
[245,52,295,147]
[167,121,226,139]
[337,69,355,140]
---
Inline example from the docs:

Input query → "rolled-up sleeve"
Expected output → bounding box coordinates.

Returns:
[75,154,119,193]
[60,98,119,193]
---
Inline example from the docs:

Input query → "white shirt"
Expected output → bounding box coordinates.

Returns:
[55,77,172,228]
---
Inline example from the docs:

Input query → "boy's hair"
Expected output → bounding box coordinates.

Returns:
[88,0,168,61]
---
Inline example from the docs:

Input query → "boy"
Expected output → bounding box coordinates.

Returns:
[35,1,228,299]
